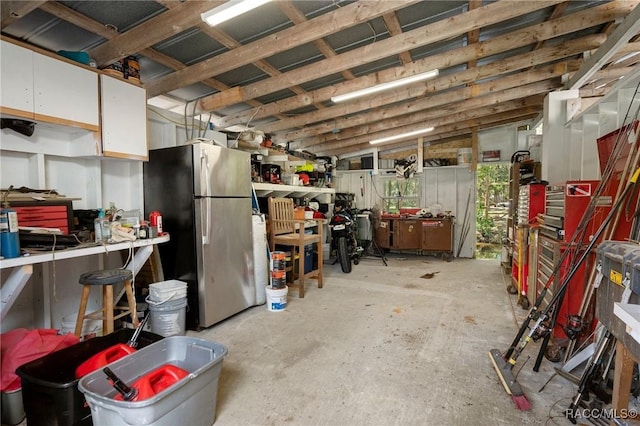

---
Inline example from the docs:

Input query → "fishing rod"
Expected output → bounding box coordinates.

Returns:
[490,167,640,410]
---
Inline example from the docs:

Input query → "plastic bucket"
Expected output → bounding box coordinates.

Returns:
[266,286,287,312]
[146,297,187,337]
[60,313,102,341]
[1,388,25,426]
[148,280,187,303]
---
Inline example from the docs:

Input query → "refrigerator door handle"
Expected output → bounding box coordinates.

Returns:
[201,150,211,245]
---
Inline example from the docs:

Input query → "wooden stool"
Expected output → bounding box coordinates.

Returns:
[74,269,138,337]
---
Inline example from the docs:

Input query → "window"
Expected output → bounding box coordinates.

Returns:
[380,176,420,213]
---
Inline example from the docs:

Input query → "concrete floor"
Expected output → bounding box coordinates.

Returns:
[192,255,577,426]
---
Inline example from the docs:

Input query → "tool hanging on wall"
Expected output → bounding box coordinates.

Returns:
[489,167,640,411]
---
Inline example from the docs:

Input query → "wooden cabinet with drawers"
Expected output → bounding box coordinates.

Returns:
[398,220,422,250]
[375,217,454,260]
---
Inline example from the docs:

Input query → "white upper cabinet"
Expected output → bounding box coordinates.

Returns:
[1,39,148,160]
[1,40,34,117]
[0,39,99,132]
[100,74,148,160]
[33,53,99,130]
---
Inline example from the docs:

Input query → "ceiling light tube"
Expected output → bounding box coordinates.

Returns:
[201,0,272,27]
[331,69,439,103]
[370,127,434,145]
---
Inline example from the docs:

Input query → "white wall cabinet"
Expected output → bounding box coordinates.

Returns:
[0,40,99,132]
[1,39,149,161]
[100,74,148,161]
[0,40,34,117]
[33,53,99,130]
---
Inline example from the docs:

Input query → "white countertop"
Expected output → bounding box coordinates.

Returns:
[0,234,170,269]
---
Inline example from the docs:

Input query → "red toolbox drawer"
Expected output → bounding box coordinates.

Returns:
[10,201,73,235]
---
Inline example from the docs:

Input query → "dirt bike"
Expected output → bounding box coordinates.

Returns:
[329,204,363,273]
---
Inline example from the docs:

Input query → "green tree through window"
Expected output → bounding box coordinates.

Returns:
[381,177,420,213]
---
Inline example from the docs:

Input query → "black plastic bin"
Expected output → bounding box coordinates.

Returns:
[16,328,163,426]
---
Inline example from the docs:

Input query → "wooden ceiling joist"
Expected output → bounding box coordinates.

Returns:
[145,1,419,97]
[89,1,223,66]
[215,1,633,129]
[196,0,564,111]
[5,0,636,157]
[279,34,602,142]
[565,3,640,89]
[323,109,541,157]
[312,98,545,154]
[1,1,46,29]
[293,80,558,150]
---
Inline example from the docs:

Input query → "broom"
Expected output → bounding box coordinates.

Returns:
[489,349,532,410]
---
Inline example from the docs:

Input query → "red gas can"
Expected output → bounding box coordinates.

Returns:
[75,343,137,378]
[114,364,188,401]
[149,211,163,234]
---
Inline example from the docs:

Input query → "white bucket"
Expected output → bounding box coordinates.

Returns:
[457,147,472,165]
[60,313,102,340]
[148,279,187,303]
[146,296,187,337]
[266,286,287,312]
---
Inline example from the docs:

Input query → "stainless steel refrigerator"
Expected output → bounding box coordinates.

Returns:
[143,143,256,329]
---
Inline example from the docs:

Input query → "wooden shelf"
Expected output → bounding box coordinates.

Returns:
[253,182,335,198]
[237,142,310,164]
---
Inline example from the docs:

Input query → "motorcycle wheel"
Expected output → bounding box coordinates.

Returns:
[337,237,352,273]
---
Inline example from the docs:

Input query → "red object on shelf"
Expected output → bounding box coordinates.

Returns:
[149,211,163,234]
[399,208,421,215]
[114,364,188,401]
[75,343,136,379]
[13,205,71,234]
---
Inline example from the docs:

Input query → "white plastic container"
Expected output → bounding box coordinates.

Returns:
[148,280,187,303]
[266,286,287,312]
[1,388,25,425]
[146,297,187,337]
[78,337,227,426]
[60,313,102,340]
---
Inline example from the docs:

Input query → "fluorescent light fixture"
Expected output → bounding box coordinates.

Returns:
[370,127,434,145]
[331,69,439,103]
[201,0,272,27]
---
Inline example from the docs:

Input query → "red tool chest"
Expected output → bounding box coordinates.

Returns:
[10,200,74,234]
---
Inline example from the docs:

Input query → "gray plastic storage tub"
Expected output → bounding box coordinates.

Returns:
[78,336,227,426]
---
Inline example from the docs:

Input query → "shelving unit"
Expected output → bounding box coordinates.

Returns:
[253,182,335,201]
[504,160,542,302]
